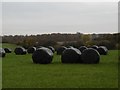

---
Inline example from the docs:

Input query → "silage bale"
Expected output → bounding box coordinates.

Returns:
[81,48,100,64]
[14,47,27,55]
[48,46,55,53]
[67,46,74,48]
[91,45,98,50]
[97,46,108,55]
[4,48,12,53]
[0,48,6,57]
[32,47,53,64]
[56,46,67,55]
[61,48,82,63]
[79,46,87,53]
[27,47,36,54]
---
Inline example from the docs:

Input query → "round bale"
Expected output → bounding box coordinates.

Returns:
[14,47,27,55]
[0,48,6,57]
[81,48,100,64]
[91,45,98,50]
[79,46,87,53]
[32,47,53,64]
[97,46,108,55]
[48,46,55,53]
[56,46,67,55]
[61,48,82,63]
[27,47,36,54]
[67,46,74,48]
[4,48,12,53]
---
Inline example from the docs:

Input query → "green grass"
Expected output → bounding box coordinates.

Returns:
[1,43,119,88]
[2,43,17,51]
[0,57,2,89]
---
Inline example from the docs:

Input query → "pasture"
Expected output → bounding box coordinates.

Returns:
[1,43,119,88]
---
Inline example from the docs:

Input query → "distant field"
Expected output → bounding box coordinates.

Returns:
[1,43,119,88]
[2,43,17,50]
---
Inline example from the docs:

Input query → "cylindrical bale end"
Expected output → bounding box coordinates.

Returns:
[27,47,36,54]
[81,48,100,64]
[97,46,108,55]
[79,46,87,53]
[14,47,27,55]
[4,48,12,53]
[56,46,67,55]
[61,48,82,63]
[32,47,53,64]
[48,46,55,53]
[0,48,6,57]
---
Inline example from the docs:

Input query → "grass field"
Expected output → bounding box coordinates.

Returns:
[0,61,1,90]
[1,43,119,88]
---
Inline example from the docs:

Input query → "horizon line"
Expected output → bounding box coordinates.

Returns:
[1,32,119,36]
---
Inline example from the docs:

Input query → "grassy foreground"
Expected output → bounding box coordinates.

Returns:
[0,57,2,89]
[0,43,2,89]
[1,43,119,88]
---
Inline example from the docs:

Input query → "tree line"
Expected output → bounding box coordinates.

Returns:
[1,33,120,50]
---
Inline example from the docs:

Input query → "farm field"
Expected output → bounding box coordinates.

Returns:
[0,53,1,89]
[1,43,119,88]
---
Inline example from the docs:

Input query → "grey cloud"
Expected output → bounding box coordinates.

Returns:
[2,2,118,35]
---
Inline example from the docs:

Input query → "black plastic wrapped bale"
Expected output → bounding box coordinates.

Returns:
[48,46,55,53]
[67,46,74,48]
[4,48,12,53]
[0,48,6,57]
[27,47,36,54]
[57,46,67,55]
[79,46,87,53]
[61,48,82,63]
[97,46,108,55]
[91,45,98,50]
[81,48,100,64]
[32,47,53,64]
[14,47,27,55]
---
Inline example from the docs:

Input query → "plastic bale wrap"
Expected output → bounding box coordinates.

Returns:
[91,45,98,50]
[48,46,55,53]
[4,48,12,53]
[27,47,36,54]
[81,48,100,64]
[14,47,27,55]
[32,47,53,64]
[0,48,6,57]
[67,46,74,48]
[56,46,67,55]
[97,46,108,55]
[61,48,82,63]
[79,46,87,53]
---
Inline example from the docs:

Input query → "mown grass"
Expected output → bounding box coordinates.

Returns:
[0,57,2,89]
[0,43,2,89]
[1,43,119,88]
[2,43,17,51]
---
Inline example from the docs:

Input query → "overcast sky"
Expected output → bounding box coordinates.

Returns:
[2,2,118,35]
